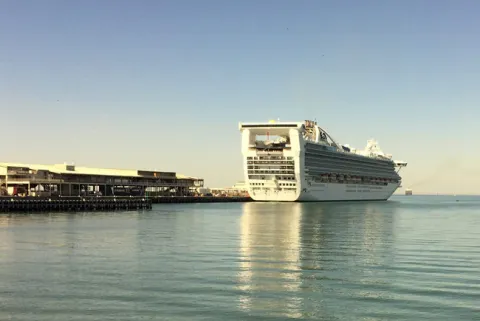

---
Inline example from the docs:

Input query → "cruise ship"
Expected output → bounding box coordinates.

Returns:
[239,119,407,202]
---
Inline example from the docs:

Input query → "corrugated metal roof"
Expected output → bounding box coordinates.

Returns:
[0,162,201,180]
[0,162,139,177]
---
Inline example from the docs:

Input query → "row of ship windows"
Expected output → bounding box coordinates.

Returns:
[247,161,295,165]
[305,163,396,177]
[308,170,398,180]
[251,187,297,191]
[254,150,286,153]
[305,158,394,172]
[305,150,394,168]
[315,180,395,186]
[247,166,294,170]
[311,175,400,184]
[247,156,294,160]
[248,171,295,175]
[248,175,296,180]
[307,169,396,178]
[250,183,296,186]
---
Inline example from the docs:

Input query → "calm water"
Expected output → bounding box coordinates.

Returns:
[1,195,479,320]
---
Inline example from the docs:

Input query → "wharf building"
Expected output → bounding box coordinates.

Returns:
[0,163,204,197]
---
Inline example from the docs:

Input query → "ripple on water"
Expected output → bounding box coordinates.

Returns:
[1,198,480,320]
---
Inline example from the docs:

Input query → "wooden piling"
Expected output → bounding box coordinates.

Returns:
[0,196,252,213]
[0,196,152,212]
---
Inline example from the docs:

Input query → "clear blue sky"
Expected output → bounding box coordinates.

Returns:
[1,0,479,193]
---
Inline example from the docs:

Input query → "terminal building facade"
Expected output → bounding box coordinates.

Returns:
[0,163,204,197]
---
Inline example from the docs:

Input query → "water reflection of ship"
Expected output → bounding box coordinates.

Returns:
[237,202,303,318]
[237,201,397,318]
[300,202,396,270]
[300,201,397,309]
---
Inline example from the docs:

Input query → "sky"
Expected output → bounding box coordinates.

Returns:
[1,0,479,194]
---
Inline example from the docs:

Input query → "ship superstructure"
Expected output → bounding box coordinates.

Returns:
[239,119,407,202]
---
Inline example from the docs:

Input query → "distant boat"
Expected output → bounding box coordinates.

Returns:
[405,188,412,195]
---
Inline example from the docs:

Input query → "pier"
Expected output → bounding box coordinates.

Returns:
[0,196,152,212]
[0,162,253,213]
[0,196,253,213]
[150,196,252,203]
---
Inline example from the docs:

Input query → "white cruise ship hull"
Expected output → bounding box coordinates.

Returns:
[239,120,407,203]
[249,182,399,202]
